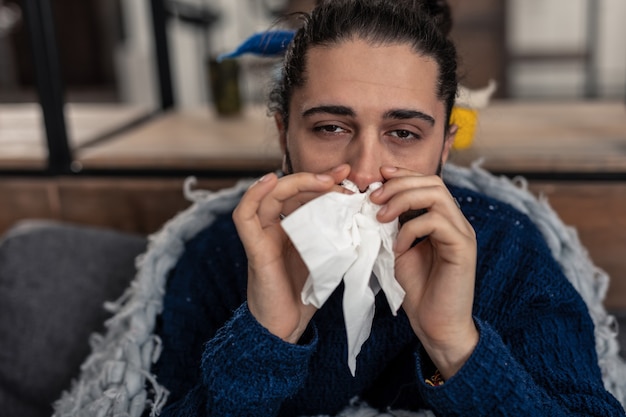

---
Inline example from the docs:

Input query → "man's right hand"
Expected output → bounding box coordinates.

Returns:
[232,165,350,343]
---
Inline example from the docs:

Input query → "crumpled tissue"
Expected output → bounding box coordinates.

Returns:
[280,180,406,376]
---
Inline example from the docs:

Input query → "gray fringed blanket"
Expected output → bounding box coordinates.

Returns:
[53,163,626,417]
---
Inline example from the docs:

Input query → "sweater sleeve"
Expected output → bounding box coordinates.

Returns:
[154,216,317,416]
[416,315,624,416]
[413,191,625,416]
[159,303,317,416]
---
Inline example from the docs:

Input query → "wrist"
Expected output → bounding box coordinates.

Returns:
[283,321,310,344]
[422,323,479,380]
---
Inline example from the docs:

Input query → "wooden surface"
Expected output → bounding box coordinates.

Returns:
[528,182,626,310]
[1,176,624,309]
[1,100,626,308]
[0,103,151,169]
[77,106,281,171]
[2,101,625,173]
[0,177,239,236]
[73,101,626,173]
[450,101,626,173]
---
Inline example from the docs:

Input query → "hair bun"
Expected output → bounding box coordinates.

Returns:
[419,0,453,36]
[315,0,453,36]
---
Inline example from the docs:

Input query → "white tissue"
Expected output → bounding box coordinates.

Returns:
[280,180,406,376]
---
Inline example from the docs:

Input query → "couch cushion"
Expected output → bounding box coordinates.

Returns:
[0,221,147,417]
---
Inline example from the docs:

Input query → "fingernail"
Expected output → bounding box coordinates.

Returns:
[250,175,268,189]
[378,205,388,217]
[316,174,333,182]
[370,188,383,198]
[383,166,398,172]
[333,165,346,173]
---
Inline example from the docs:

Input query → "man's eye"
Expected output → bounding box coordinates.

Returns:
[389,130,419,140]
[314,125,345,134]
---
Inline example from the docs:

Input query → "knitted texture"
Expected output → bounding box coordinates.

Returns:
[52,165,626,416]
[443,162,626,404]
[52,178,254,417]
[154,180,624,416]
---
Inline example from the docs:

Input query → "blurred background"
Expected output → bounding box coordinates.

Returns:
[2,0,625,106]
[1,0,625,309]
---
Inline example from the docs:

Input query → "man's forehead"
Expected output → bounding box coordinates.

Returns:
[303,41,440,99]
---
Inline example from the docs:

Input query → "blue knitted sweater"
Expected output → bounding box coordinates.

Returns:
[153,185,624,416]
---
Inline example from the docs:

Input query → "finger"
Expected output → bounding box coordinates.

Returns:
[280,189,344,216]
[394,211,475,260]
[380,165,439,179]
[376,183,463,229]
[371,171,467,232]
[380,165,427,181]
[279,164,352,215]
[263,164,352,219]
[324,163,351,185]
[256,172,336,223]
[232,173,279,250]
[276,164,351,203]
[370,171,441,205]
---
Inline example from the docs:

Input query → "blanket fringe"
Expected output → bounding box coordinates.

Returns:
[52,164,626,416]
[443,163,626,405]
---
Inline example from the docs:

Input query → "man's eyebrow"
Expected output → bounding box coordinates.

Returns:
[384,109,435,126]
[302,105,356,118]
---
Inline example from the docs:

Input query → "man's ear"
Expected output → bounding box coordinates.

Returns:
[274,113,287,154]
[274,113,291,173]
[441,123,458,164]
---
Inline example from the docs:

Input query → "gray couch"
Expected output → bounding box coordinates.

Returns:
[0,220,625,417]
[0,221,147,417]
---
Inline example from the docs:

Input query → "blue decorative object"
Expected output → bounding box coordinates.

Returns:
[217,30,296,61]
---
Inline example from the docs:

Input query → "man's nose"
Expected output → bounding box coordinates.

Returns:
[346,135,384,192]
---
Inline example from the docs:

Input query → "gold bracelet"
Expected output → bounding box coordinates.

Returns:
[425,369,445,387]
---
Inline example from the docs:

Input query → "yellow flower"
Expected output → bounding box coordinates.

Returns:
[450,107,478,150]
[450,80,497,150]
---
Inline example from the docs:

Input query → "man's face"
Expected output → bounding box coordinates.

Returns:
[278,38,455,191]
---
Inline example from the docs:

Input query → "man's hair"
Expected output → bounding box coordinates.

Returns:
[269,0,458,132]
